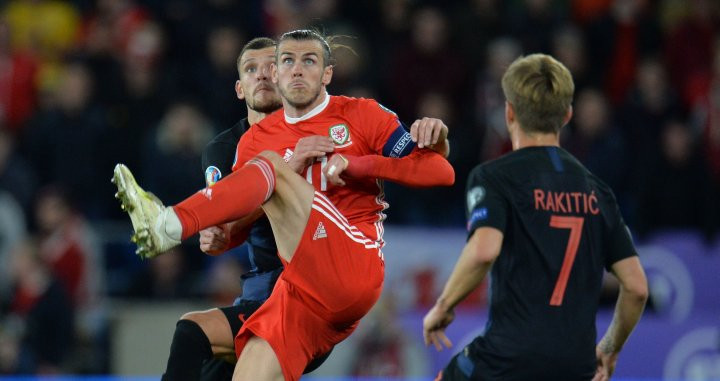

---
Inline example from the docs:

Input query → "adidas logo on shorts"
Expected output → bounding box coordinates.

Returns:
[313,222,327,240]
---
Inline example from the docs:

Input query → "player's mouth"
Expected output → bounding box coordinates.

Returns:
[289,81,307,89]
[254,84,273,95]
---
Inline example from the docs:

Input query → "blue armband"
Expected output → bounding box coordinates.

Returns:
[382,123,416,158]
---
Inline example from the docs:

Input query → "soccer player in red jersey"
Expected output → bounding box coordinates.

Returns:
[113,29,454,381]
[163,37,332,381]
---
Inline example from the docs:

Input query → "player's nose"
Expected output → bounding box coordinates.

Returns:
[258,64,270,79]
[290,62,303,77]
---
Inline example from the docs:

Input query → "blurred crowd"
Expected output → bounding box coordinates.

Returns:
[0,0,719,375]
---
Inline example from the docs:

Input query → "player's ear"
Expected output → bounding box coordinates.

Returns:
[235,80,245,100]
[271,63,279,84]
[505,101,515,126]
[562,105,573,127]
[322,65,333,86]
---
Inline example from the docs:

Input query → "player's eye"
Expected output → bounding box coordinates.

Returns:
[304,58,315,65]
[245,66,256,73]
[282,57,293,65]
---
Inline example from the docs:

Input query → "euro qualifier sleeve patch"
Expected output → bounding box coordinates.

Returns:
[205,166,222,187]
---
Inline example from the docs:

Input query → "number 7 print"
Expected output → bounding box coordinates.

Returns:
[549,215,584,306]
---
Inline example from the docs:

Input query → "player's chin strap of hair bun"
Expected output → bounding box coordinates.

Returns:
[327,154,349,176]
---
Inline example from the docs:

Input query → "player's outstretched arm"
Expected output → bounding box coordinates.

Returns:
[593,256,648,381]
[324,149,454,187]
[423,227,502,351]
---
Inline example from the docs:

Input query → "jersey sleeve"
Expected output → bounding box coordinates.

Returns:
[343,149,454,187]
[231,131,255,172]
[466,166,509,237]
[603,191,638,270]
[202,139,237,187]
[354,99,416,157]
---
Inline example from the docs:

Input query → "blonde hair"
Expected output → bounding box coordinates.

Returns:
[501,54,574,134]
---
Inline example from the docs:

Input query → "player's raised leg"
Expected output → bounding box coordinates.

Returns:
[253,150,315,263]
[113,150,314,261]
[173,149,314,263]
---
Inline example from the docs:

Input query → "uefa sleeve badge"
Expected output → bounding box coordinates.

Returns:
[205,166,222,187]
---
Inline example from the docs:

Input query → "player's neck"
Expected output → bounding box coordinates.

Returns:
[247,109,268,125]
[512,129,560,150]
[284,91,330,123]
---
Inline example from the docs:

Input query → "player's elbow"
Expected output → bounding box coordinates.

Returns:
[436,161,455,186]
[622,274,649,305]
[405,152,455,187]
[444,167,455,186]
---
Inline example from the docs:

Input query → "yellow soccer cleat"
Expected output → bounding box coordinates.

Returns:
[112,164,180,259]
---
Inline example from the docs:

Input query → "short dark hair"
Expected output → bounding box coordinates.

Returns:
[278,29,335,67]
[236,37,277,77]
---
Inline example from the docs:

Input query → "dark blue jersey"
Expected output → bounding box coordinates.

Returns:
[464,146,637,380]
[202,118,281,302]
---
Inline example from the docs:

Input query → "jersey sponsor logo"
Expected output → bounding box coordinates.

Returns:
[467,207,488,230]
[313,221,327,240]
[329,124,352,147]
[533,189,600,215]
[205,166,222,187]
[282,148,294,163]
[377,103,397,116]
[467,186,486,212]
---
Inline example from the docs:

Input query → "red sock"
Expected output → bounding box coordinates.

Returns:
[173,156,275,239]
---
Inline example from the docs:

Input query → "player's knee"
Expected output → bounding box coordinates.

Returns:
[180,311,203,324]
[171,318,211,351]
[180,309,225,334]
[257,150,284,166]
[179,311,216,338]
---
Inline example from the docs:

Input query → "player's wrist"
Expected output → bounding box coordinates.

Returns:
[342,154,368,178]
[428,139,450,158]
[598,336,621,355]
[286,155,305,174]
[435,297,454,314]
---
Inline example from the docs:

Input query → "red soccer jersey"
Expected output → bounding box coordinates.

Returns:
[232,95,403,247]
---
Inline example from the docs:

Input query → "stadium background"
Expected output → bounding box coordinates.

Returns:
[0,0,718,379]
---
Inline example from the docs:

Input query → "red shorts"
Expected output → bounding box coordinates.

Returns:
[234,192,385,381]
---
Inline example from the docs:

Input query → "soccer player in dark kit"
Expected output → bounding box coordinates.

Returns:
[423,54,648,381]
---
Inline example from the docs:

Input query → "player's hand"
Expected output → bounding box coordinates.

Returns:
[422,304,454,351]
[288,135,335,173]
[199,226,229,256]
[323,153,350,186]
[410,117,448,149]
[592,341,619,381]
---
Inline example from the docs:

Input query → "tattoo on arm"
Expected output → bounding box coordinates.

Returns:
[600,335,616,354]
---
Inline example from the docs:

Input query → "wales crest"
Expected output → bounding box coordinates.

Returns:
[329,124,352,147]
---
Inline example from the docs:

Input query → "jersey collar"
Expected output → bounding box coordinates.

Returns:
[284,91,330,124]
